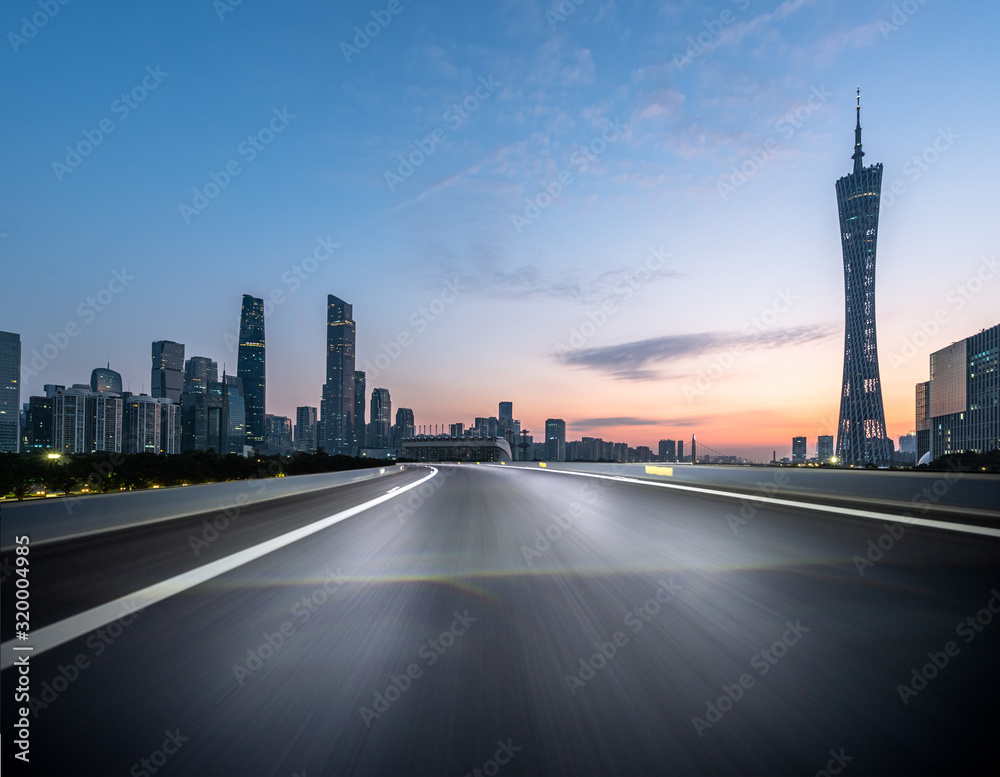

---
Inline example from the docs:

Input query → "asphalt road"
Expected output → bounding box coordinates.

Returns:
[2,464,999,776]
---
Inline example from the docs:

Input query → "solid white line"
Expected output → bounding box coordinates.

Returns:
[505,465,1000,540]
[0,467,437,670]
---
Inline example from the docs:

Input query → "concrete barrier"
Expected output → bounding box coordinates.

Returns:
[495,461,1000,518]
[0,465,408,548]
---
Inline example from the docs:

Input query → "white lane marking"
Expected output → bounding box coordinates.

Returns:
[1,467,438,670]
[504,466,1000,540]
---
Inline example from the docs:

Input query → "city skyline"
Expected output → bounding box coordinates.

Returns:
[3,2,999,461]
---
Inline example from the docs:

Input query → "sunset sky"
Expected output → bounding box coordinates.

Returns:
[2,0,998,461]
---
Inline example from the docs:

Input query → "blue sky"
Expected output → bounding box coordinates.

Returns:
[2,0,998,460]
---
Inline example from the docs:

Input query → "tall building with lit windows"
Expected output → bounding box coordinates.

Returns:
[151,341,185,403]
[369,388,392,449]
[835,90,891,466]
[817,435,834,463]
[237,295,266,448]
[321,295,356,454]
[0,331,21,452]
[394,407,414,452]
[295,406,318,452]
[921,324,999,460]
[545,418,566,461]
[353,371,366,452]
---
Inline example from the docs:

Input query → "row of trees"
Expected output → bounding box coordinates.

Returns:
[919,449,1000,473]
[0,450,391,501]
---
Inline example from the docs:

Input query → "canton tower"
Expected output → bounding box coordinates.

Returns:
[834,89,890,466]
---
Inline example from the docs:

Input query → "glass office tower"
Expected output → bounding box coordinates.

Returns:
[237,295,266,449]
[321,295,356,454]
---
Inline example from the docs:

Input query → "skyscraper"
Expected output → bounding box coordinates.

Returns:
[90,366,123,395]
[915,380,931,462]
[123,395,165,455]
[545,418,566,461]
[369,388,392,449]
[151,341,185,403]
[295,406,318,452]
[322,295,356,454]
[658,439,676,462]
[24,396,54,453]
[237,294,266,448]
[184,357,218,394]
[265,415,293,448]
[220,373,247,455]
[53,386,91,454]
[0,331,21,452]
[817,435,834,463]
[353,370,366,452]
[499,401,513,424]
[922,324,999,459]
[792,436,807,462]
[835,90,891,467]
[394,407,414,452]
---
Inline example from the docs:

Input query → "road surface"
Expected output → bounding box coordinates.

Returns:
[2,464,998,776]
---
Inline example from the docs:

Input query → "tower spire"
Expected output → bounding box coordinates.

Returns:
[852,87,864,173]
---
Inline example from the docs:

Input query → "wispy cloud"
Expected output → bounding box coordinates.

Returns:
[419,245,680,303]
[570,416,701,429]
[557,324,834,379]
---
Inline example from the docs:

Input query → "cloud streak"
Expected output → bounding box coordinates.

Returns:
[570,416,702,429]
[557,324,835,378]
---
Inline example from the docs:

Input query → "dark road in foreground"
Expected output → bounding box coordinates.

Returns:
[3,464,999,776]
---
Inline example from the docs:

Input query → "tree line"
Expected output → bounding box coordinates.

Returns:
[0,450,392,501]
